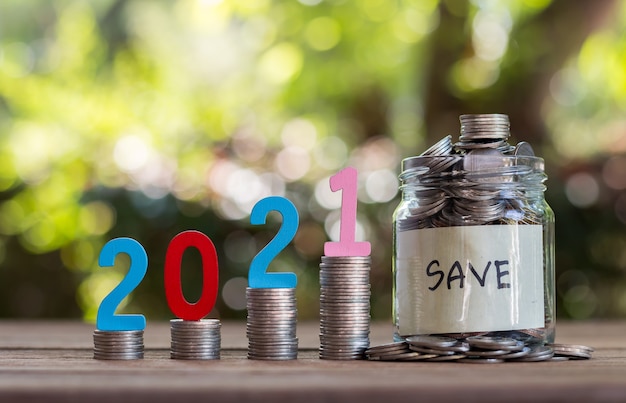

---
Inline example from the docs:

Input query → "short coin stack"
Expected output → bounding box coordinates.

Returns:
[93,330,144,360]
[365,336,594,363]
[319,255,371,360]
[246,287,298,360]
[170,319,221,360]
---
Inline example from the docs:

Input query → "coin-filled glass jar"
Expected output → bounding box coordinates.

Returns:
[392,114,555,346]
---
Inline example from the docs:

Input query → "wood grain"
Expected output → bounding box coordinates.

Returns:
[0,320,624,402]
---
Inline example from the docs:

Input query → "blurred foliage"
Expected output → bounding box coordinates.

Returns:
[0,0,624,322]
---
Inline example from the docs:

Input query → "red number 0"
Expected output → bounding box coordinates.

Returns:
[164,230,219,321]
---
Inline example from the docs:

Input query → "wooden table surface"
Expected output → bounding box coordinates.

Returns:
[0,320,625,402]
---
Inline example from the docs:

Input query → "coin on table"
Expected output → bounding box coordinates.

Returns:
[547,343,593,360]
[466,336,519,349]
[458,358,505,364]
[509,345,554,362]
[406,335,459,348]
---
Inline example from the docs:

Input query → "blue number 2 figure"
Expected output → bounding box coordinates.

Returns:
[249,196,299,289]
[96,238,148,331]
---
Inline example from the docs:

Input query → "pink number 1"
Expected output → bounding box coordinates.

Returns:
[324,167,371,257]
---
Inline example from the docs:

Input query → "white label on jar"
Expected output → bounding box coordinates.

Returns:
[396,225,544,336]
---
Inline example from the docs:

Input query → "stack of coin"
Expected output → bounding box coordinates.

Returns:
[93,330,144,360]
[458,113,512,151]
[548,343,594,360]
[407,335,470,362]
[170,319,221,360]
[319,255,371,360]
[246,287,298,360]
[460,335,536,363]
[365,341,421,361]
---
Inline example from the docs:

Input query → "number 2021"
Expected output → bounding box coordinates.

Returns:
[97,167,370,332]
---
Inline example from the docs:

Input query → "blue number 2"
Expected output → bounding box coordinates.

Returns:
[249,196,299,289]
[96,238,148,331]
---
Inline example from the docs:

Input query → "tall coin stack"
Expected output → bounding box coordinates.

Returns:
[319,255,371,360]
[246,287,298,360]
[93,330,144,360]
[170,319,221,360]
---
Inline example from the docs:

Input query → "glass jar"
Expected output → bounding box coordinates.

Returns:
[392,114,555,346]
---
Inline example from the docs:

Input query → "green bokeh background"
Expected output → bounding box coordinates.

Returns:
[0,0,625,322]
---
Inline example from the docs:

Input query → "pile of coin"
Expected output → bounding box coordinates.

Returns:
[458,113,513,152]
[365,335,594,363]
[93,330,144,360]
[246,287,298,360]
[397,113,543,231]
[170,319,221,360]
[548,343,595,360]
[319,255,371,360]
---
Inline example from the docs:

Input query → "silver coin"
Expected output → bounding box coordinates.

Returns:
[246,295,296,301]
[321,256,371,263]
[248,355,298,361]
[365,342,410,356]
[170,354,219,360]
[320,298,370,304]
[549,356,570,362]
[170,346,220,355]
[170,318,221,326]
[93,329,143,336]
[548,344,592,360]
[548,343,594,353]
[513,141,535,157]
[421,135,453,156]
[394,353,439,361]
[406,335,458,348]
[319,301,370,308]
[319,340,369,348]
[170,329,222,335]
[499,347,531,360]
[465,349,509,357]
[466,336,519,349]
[319,265,371,270]
[246,332,296,338]
[320,281,370,288]
[93,353,144,360]
[320,297,371,303]
[247,303,298,309]
[247,328,296,335]
[246,322,297,329]
[408,345,457,356]
[319,311,370,318]
[320,285,371,291]
[458,358,505,364]
[376,351,426,361]
[320,325,370,332]
[171,340,221,347]
[319,348,366,354]
[320,273,370,278]
[246,287,296,293]
[248,341,298,348]
[321,334,369,340]
[248,345,298,352]
[247,312,298,319]
[93,345,144,352]
[320,328,370,335]
[509,346,554,362]
[320,312,370,319]
[93,340,144,346]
